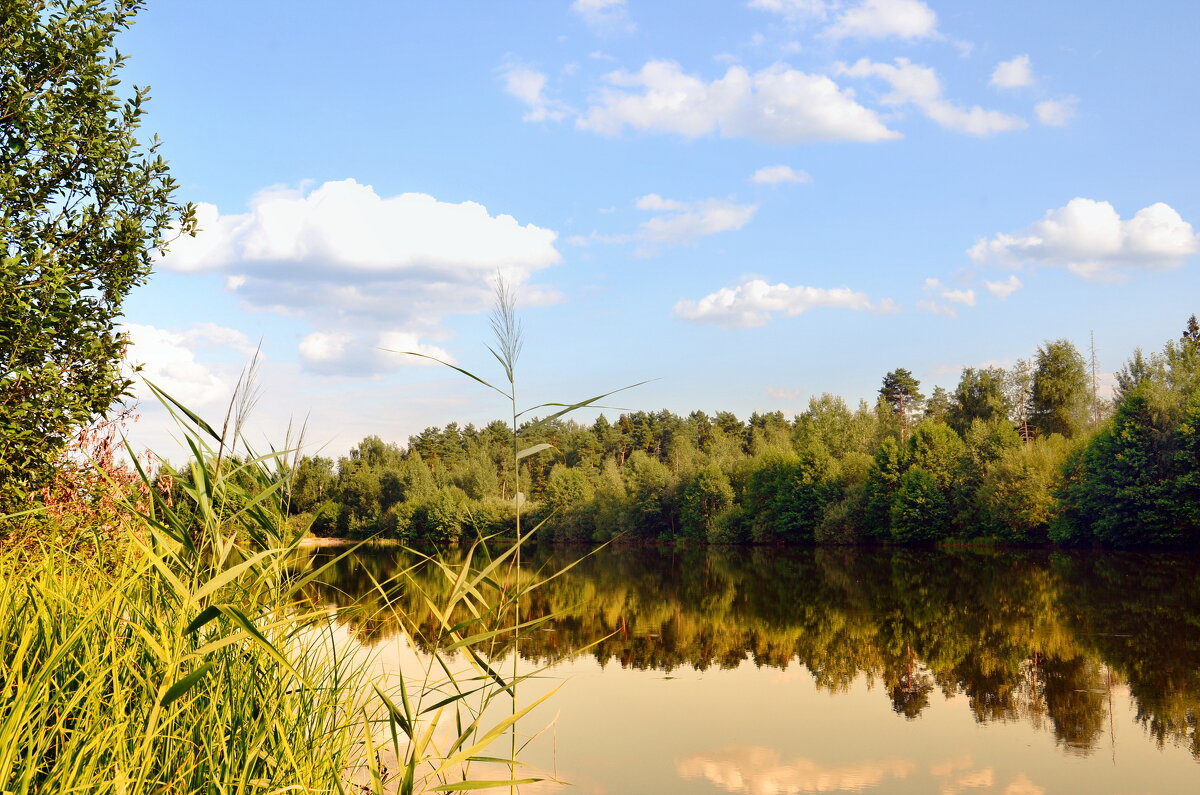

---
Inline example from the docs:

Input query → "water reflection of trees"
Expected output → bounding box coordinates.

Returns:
[295,543,1200,758]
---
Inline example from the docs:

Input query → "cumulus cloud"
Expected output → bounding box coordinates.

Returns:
[677,746,916,794]
[122,323,242,407]
[838,57,1027,136]
[500,62,572,122]
[750,165,812,184]
[577,60,900,143]
[1035,97,1078,126]
[824,0,938,40]
[985,274,1022,298]
[991,55,1034,89]
[675,278,892,328]
[968,198,1199,280]
[572,0,633,30]
[159,179,562,375]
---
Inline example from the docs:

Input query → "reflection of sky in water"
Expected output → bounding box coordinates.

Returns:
[473,656,1200,795]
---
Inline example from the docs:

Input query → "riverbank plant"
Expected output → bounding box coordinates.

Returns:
[0,371,564,793]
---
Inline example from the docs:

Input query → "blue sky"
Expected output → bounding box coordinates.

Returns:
[115,0,1200,456]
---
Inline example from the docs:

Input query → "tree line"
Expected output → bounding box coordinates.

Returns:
[271,318,1200,548]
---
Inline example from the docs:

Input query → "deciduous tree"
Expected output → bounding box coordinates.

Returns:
[1030,340,1089,439]
[1,0,195,508]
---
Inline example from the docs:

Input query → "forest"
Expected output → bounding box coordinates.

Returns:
[255,317,1200,549]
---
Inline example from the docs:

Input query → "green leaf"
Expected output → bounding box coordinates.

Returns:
[160,662,215,706]
[516,443,553,461]
[380,349,512,400]
[144,379,222,441]
[374,684,413,740]
[185,604,222,634]
[518,379,655,427]
[429,780,543,792]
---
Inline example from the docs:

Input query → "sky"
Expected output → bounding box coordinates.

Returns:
[113,0,1200,458]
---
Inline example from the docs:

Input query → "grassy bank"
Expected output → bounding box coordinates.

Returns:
[0,386,554,794]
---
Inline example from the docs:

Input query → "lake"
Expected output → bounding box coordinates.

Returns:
[298,543,1200,794]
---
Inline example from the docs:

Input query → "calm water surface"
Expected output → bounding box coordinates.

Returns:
[300,544,1200,794]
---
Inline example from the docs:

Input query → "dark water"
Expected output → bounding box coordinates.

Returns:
[299,543,1200,794]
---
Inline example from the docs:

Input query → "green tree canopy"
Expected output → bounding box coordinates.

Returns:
[1,0,194,508]
[1030,340,1089,439]
[950,366,1010,435]
[879,368,925,439]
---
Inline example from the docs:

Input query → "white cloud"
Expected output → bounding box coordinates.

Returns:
[572,0,632,30]
[297,330,454,376]
[767,387,804,400]
[824,0,938,40]
[500,62,572,122]
[985,274,1022,298]
[634,193,689,212]
[675,278,890,328]
[942,288,976,306]
[990,55,1034,89]
[747,0,829,20]
[917,298,958,317]
[637,195,758,247]
[159,179,562,375]
[920,277,974,316]
[180,323,258,356]
[578,60,900,143]
[838,57,1027,136]
[968,198,1199,280]
[1035,97,1078,126]
[122,323,239,407]
[568,195,757,252]
[750,165,812,184]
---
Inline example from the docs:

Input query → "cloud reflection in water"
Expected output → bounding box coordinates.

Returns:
[676,746,916,793]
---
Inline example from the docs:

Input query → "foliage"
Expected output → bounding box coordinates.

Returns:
[679,462,734,541]
[1055,319,1200,547]
[862,436,907,539]
[950,366,1011,436]
[879,367,925,438]
[1030,339,1089,439]
[1,383,563,793]
[977,435,1071,541]
[890,466,949,542]
[0,0,196,509]
[746,441,837,543]
[1056,382,1199,547]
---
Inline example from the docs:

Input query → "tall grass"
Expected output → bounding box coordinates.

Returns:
[0,368,561,793]
[1,281,634,792]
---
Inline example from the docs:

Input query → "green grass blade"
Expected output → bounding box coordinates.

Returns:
[160,662,215,706]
